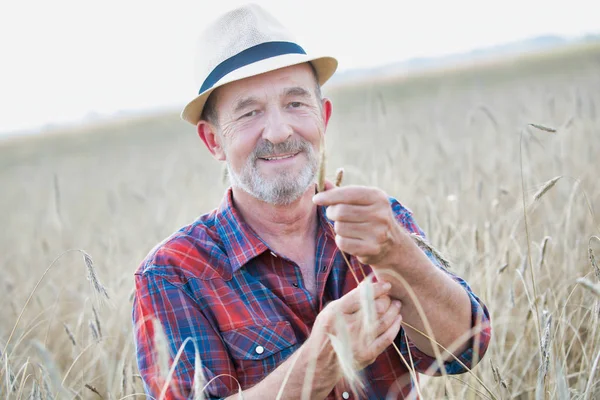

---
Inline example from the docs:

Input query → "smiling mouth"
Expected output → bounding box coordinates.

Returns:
[259,152,299,161]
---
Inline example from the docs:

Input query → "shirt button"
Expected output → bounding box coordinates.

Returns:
[292,282,299,288]
[255,345,264,355]
[342,392,350,399]
[321,265,327,272]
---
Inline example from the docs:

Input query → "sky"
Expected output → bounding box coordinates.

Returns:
[0,0,598,134]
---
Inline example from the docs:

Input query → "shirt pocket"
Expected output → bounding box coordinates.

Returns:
[221,320,298,389]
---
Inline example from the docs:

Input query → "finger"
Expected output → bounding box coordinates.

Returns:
[315,180,335,192]
[343,297,389,325]
[326,204,372,223]
[373,295,392,315]
[333,221,371,239]
[369,279,393,299]
[340,281,391,314]
[368,314,403,358]
[323,180,335,191]
[313,186,386,207]
[334,221,390,243]
[376,300,402,337]
[335,235,378,258]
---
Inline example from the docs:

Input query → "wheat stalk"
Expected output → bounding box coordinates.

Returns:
[31,342,61,393]
[31,380,42,400]
[193,338,206,400]
[153,337,236,400]
[577,278,600,297]
[447,376,494,400]
[5,361,16,394]
[490,359,508,390]
[92,306,102,339]
[53,173,62,220]
[498,263,509,274]
[385,267,497,400]
[529,123,557,133]
[584,349,600,400]
[40,367,53,399]
[536,312,552,400]
[409,233,452,270]
[83,252,109,299]
[59,341,101,393]
[520,128,543,348]
[85,383,103,398]
[202,373,244,399]
[326,313,364,396]
[533,176,562,202]
[2,249,108,358]
[358,276,377,342]
[317,136,326,192]
[275,348,304,400]
[300,345,319,400]
[590,236,600,281]
[89,320,100,342]
[539,236,551,270]
[121,361,130,397]
[555,359,569,400]
[335,168,344,187]
[63,323,77,347]
[152,319,171,384]
[5,366,24,398]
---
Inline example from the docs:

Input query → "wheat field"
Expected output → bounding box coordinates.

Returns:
[1,42,599,399]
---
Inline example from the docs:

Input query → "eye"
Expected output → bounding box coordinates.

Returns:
[240,110,258,119]
[288,101,303,108]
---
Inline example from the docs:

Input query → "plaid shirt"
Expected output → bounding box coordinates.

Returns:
[132,188,491,399]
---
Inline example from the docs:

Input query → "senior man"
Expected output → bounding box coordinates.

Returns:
[132,4,491,399]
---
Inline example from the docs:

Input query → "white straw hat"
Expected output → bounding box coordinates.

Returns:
[180,3,338,126]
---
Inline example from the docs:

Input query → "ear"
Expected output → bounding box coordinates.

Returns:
[321,97,333,129]
[197,120,226,161]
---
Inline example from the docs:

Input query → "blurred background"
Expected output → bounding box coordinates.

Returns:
[1,1,599,399]
[1,0,599,135]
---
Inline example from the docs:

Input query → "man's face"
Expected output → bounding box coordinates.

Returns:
[211,63,327,205]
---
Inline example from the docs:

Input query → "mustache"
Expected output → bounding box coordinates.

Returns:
[252,137,313,159]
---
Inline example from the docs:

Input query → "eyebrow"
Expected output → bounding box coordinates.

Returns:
[284,86,311,98]
[233,97,259,114]
[232,87,312,114]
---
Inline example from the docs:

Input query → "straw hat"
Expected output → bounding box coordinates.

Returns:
[180,3,338,126]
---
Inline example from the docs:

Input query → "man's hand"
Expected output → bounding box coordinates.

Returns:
[314,184,477,362]
[313,185,404,266]
[231,280,403,400]
[308,279,403,372]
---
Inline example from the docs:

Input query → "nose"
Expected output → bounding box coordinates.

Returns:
[261,106,293,144]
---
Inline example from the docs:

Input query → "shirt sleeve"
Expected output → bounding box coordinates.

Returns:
[132,270,239,399]
[388,197,492,375]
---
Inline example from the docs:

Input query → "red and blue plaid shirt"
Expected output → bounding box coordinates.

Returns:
[132,188,491,399]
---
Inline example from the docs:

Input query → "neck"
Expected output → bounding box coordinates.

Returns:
[231,185,318,242]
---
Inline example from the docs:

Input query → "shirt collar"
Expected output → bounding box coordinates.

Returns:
[216,188,269,273]
[215,186,336,274]
[317,199,336,241]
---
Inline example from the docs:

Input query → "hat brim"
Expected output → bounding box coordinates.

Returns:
[180,54,338,126]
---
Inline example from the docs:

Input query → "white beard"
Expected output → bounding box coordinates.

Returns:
[225,137,319,205]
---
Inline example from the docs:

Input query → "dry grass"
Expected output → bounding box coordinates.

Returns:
[1,42,600,399]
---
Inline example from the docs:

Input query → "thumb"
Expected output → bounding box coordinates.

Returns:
[315,180,335,193]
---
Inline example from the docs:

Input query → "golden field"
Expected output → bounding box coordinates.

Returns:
[1,42,599,399]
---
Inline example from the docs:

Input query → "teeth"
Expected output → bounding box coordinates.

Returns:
[263,154,295,161]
